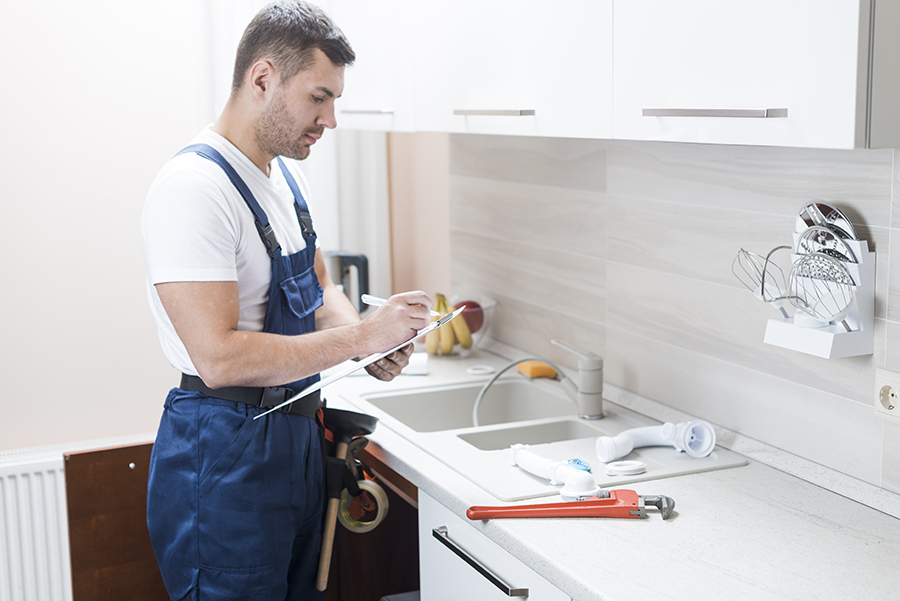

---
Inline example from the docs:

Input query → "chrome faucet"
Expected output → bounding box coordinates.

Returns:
[551,339,604,419]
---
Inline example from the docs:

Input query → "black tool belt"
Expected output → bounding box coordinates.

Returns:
[180,374,322,418]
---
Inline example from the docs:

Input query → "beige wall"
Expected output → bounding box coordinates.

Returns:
[444,134,900,495]
[0,1,201,451]
[387,133,452,298]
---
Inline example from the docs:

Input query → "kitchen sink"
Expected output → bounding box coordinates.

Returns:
[345,372,747,501]
[362,379,576,432]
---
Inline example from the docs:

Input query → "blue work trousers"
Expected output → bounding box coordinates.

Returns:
[147,390,324,601]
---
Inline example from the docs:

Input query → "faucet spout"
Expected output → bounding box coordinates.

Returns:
[551,339,604,419]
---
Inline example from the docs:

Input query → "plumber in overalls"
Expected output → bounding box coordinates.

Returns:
[141,3,432,599]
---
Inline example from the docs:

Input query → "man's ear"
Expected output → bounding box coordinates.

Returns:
[247,60,276,98]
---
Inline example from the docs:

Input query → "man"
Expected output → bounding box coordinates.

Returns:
[141,2,431,599]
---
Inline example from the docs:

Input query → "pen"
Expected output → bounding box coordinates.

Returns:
[361,294,441,317]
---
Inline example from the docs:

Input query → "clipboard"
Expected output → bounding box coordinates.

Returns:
[254,305,465,419]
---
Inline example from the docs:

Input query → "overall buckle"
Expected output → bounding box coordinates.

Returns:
[254,221,282,258]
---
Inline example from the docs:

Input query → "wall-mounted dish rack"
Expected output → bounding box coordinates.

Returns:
[735,201,874,359]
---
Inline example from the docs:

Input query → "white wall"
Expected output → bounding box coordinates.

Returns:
[0,1,203,450]
[0,0,389,451]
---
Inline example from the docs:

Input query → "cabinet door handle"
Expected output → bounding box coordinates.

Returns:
[453,109,536,116]
[432,527,529,597]
[642,108,788,118]
[341,109,395,115]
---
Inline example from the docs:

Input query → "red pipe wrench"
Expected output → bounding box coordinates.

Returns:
[466,489,675,520]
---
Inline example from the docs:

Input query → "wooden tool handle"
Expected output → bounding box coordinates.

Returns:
[316,440,349,591]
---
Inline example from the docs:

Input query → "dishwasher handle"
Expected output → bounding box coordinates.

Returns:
[432,526,529,597]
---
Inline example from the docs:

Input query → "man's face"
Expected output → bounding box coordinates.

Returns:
[255,48,344,161]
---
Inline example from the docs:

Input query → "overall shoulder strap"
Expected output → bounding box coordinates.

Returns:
[177,143,282,259]
[276,157,317,240]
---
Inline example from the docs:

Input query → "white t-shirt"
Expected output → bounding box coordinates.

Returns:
[141,127,318,376]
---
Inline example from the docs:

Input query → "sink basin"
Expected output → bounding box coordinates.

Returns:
[459,420,603,451]
[361,379,576,432]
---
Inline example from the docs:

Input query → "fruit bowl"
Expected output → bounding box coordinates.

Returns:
[452,294,497,351]
[422,293,497,357]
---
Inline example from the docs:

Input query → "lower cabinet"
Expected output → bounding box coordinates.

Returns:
[418,491,571,601]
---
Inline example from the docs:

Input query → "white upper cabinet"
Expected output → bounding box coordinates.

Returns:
[413,0,613,139]
[612,0,900,149]
[330,0,416,132]
[331,0,900,148]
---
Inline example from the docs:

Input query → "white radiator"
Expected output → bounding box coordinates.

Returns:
[0,434,154,601]
[0,452,71,601]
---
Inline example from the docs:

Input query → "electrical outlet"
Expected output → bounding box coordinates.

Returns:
[874,368,900,424]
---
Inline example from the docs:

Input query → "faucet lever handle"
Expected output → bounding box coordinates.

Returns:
[551,339,603,370]
[551,339,604,419]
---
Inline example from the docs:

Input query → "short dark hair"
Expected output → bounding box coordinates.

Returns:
[231,0,355,92]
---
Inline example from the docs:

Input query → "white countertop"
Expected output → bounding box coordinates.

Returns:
[326,343,900,601]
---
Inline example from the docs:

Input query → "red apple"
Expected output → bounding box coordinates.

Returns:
[456,300,484,333]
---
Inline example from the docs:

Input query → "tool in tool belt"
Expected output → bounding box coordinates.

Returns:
[317,408,379,592]
[466,489,675,521]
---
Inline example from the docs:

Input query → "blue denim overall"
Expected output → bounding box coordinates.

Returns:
[147,145,325,601]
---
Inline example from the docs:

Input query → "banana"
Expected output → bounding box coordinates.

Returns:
[437,294,456,354]
[445,297,473,349]
[425,297,441,355]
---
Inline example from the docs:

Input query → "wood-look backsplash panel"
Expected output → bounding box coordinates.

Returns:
[448,133,899,493]
[607,141,893,222]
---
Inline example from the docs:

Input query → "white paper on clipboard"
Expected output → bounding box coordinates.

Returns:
[254,305,465,419]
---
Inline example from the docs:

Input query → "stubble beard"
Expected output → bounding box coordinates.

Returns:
[255,92,321,161]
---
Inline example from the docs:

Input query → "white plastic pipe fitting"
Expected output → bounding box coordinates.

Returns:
[510,444,600,501]
[595,420,716,463]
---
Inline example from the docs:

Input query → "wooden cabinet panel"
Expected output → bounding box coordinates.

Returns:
[64,441,419,601]
[65,444,168,601]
